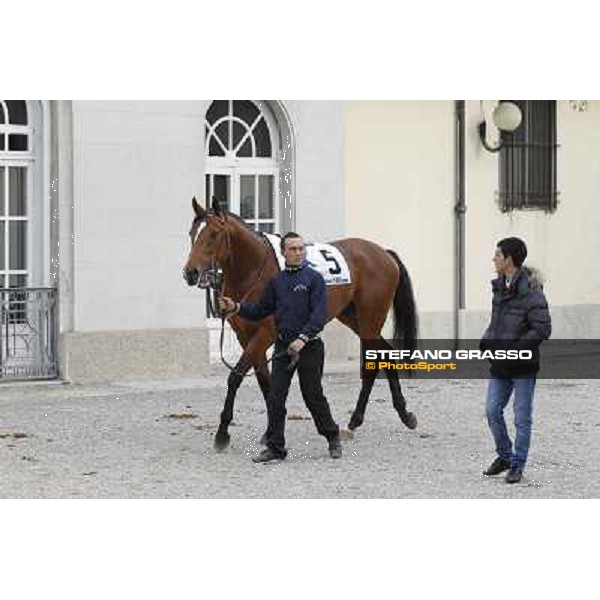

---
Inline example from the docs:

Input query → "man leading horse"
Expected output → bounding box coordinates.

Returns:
[218,232,343,463]
[184,197,418,454]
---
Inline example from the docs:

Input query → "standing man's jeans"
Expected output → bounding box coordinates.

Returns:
[485,377,536,469]
[266,338,339,457]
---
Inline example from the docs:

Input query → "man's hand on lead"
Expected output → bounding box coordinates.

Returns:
[218,296,237,315]
[288,338,306,355]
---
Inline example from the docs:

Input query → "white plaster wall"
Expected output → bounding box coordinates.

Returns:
[72,101,206,332]
[285,101,346,242]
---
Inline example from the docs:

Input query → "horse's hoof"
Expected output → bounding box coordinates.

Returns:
[402,412,418,430]
[214,431,231,452]
[347,415,363,431]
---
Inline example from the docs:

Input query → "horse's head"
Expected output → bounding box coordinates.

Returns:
[183,197,231,288]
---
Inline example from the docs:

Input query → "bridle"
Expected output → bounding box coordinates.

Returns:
[198,214,271,312]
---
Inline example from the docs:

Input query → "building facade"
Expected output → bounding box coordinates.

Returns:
[1,100,598,382]
[345,100,600,344]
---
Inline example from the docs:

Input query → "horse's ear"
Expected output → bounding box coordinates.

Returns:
[192,196,206,219]
[212,196,224,216]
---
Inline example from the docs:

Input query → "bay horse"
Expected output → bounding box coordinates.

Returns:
[183,197,419,451]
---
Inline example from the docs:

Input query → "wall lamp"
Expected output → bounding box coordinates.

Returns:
[478,101,523,153]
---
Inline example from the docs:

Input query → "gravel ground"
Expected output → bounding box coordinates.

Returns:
[1,366,599,498]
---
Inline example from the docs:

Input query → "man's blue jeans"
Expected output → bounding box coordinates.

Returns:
[485,377,536,470]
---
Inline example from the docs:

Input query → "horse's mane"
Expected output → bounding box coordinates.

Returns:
[194,205,280,242]
[219,211,279,241]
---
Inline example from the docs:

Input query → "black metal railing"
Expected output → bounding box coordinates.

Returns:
[0,287,58,380]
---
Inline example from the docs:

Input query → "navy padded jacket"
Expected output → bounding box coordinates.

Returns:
[480,267,551,376]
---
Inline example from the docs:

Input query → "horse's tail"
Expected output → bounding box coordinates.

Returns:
[387,250,418,353]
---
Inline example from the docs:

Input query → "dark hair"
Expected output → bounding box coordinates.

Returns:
[280,231,303,252]
[497,237,527,268]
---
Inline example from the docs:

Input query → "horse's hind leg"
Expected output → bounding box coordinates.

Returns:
[385,368,417,430]
[342,294,416,431]
[337,308,378,431]
[370,334,417,430]
[348,371,377,431]
[348,338,417,431]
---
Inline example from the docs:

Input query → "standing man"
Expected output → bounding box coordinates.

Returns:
[218,232,342,463]
[480,237,551,484]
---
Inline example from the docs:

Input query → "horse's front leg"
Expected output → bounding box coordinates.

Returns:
[214,325,274,451]
[214,357,252,451]
[216,352,271,449]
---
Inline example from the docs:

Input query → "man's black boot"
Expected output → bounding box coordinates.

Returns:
[505,467,523,484]
[483,457,510,476]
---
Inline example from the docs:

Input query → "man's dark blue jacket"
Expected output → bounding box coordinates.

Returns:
[480,267,552,377]
[236,260,327,345]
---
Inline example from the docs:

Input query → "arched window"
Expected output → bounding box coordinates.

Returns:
[205,100,279,233]
[0,100,32,290]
